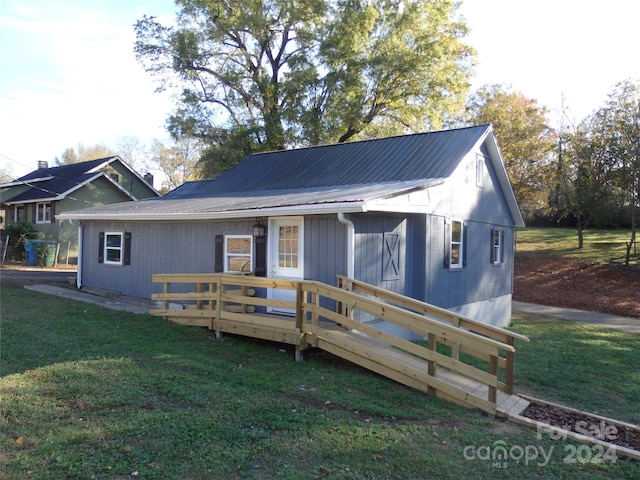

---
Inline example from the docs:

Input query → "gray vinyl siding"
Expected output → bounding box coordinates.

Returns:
[352,213,427,299]
[304,215,347,286]
[348,213,426,323]
[424,215,514,309]
[81,216,349,300]
[81,219,255,299]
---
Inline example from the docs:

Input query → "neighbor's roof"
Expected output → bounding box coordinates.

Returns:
[0,156,157,204]
[58,125,524,226]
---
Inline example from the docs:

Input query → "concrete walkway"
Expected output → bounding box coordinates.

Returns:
[24,284,155,315]
[23,284,640,334]
[512,301,640,334]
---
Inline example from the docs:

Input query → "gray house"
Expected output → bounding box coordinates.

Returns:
[59,125,524,328]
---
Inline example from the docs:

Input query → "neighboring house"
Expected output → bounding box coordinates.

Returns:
[59,125,524,330]
[0,156,159,263]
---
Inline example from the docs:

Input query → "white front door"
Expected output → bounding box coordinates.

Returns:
[268,217,304,314]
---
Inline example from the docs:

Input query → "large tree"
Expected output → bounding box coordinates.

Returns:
[553,113,617,248]
[134,0,475,172]
[596,79,640,263]
[466,84,554,217]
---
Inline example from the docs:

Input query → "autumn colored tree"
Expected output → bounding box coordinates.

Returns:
[467,84,554,217]
[150,137,203,191]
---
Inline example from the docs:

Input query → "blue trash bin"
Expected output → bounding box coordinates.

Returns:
[23,240,37,266]
[30,239,58,267]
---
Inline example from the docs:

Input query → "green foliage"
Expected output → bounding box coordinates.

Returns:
[3,222,42,260]
[135,0,475,172]
[1,286,638,478]
[549,79,640,247]
[3,221,40,244]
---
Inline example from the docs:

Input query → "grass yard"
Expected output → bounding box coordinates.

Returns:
[515,227,638,266]
[1,286,639,479]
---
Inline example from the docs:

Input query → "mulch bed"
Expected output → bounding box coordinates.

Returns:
[514,257,640,319]
[523,403,640,453]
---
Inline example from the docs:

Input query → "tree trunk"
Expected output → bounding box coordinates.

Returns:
[576,215,584,249]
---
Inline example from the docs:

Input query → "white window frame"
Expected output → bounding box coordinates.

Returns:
[35,202,52,224]
[14,205,25,222]
[104,232,124,266]
[449,219,464,269]
[223,235,253,273]
[476,155,484,187]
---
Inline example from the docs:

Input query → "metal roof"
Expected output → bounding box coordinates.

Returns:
[57,179,439,220]
[58,125,524,227]
[166,124,490,198]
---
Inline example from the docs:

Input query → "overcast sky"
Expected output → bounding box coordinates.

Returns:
[1,0,638,178]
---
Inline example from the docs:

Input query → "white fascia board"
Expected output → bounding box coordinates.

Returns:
[469,127,525,228]
[4,196,60,205]
[87,156,159,195]
[57,202,368,221]
[365,188,431,213]
[61,172,137,201]
[0,176,54,187]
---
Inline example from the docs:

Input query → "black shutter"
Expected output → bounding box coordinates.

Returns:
[254,236,266,277]
[123,232,132,265]
[98,232,105,263]
[443,219,450,268]
[490,228,495,263]
[50,202,56,223]
[214,235,224,272]
[462,221,468,267]
[499,230,505,264]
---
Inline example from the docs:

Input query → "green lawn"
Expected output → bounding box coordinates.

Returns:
[515,227,638,266]
[1,286,638,479]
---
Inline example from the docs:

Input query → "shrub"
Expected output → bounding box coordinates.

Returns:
[3,222,42,260]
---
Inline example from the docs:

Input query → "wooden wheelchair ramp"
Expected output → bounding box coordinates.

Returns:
[314,325,529,417]
[151,273,530,417]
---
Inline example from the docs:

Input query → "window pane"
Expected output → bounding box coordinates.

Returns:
[452,221,462,242]
[227,256,250,272]
[278,225,299,268]
[451,245,460,265]
[106,249,121,262]
[106,235,122,248]
[227,237,250,254]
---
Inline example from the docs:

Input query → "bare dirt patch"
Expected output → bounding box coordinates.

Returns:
[514,257,640,319]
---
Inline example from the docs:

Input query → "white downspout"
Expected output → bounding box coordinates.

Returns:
[75,222,83,289]
[337,213,355,278]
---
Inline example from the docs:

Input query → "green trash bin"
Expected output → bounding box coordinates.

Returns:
[31,240,57,267]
